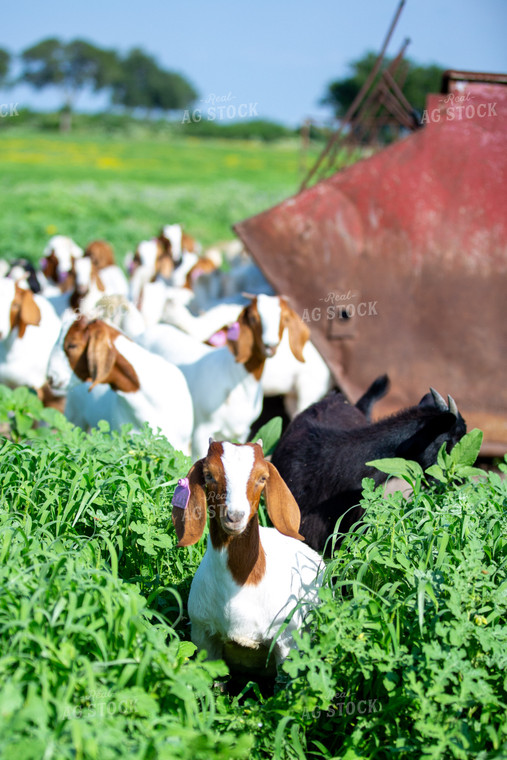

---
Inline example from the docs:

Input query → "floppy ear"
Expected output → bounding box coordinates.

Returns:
[172,459,207,546]
[264,461,304,541]
[15,287,41,338]
[87,323,116,390]
[43,251,59,283]
[93,265,106,292]
[284,303,309,363]
[229,308,253,364]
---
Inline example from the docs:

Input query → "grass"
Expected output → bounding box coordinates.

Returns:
[0,385,506,759]
[0,129,328,263]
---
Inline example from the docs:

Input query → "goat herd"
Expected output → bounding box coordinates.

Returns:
[0,224,467,677]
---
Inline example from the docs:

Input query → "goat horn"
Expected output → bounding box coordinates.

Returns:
[430,387,448,411]
[448,395,458,417]
[255,438,263,449]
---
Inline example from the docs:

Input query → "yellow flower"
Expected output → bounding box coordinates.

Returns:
[46,224,58,235]
[225,154,240,167]
[474,615,488,626]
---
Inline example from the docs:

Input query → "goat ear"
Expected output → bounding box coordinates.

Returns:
[264,461,304,541]
[284,303,309,363]
[87,323,116,390]
[110,351,140,393]
[172,459,207,546]
[16,287,41,338]
[230,309,253,364]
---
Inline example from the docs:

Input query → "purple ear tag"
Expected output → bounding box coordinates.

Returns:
[226,321,240,341]
[207,329,227,347]
[58,271,68,283]
[172,477,190,509]
[40,257,47,269]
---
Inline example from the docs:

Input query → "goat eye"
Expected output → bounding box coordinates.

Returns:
[204,471,215,483]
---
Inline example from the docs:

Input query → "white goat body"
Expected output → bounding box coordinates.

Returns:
[96,265,129,297]
[160,298,243,342]
[261,331,333,417]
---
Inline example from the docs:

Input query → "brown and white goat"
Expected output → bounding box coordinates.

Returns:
[139,294,309,458]
[0,279,61,390]
[47,316,194,453]
[40,235,83,291]
[173,440,323,674]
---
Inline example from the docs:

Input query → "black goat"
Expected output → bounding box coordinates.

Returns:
[271,378,466,555]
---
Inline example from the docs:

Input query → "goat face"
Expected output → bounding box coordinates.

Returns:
[41,250,60,284]
[131,240,158,276]
[84,240,115,270]
[42,236,83,288]
[172,441,304,548]
[41,251,72,290]
[232,295,310,367]
[205,442,269,537]
[407,389,467,467]
[131,239,173,281]
[72,256,105,296]
[63,317,139,393]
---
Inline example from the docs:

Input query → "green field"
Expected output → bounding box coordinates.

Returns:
[0,387,506,759]
[0,129,325,263]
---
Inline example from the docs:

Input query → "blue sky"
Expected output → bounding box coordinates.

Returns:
[2,0,507,126]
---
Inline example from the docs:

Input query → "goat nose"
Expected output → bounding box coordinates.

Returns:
[225,509,244,523]
[264,344,277,357]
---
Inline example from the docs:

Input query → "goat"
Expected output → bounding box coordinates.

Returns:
[139,295,308,458]
[40,235,83,292]
[172,440,323,674]
[0,278,61,391]
[69,256,106,314]
[84,240,129,296]
[198,305,332,418]
[271,380,466,554]
[47,316,194,453]
[157,224,222,292]
[128,238,174,308]
[70,256,130,316]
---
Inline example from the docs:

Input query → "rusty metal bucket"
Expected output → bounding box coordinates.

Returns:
[234,75,507,455]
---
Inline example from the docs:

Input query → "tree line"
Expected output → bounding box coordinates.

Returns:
[0,40,444,139]
[0,39,198,130]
